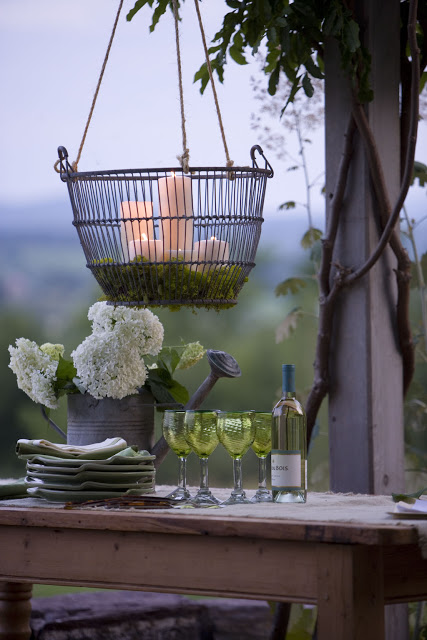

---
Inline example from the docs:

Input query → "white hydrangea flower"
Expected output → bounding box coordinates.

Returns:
[71,332,148,400]
[8,338,59,409]
[40,343,65,361]
[86,302,163,357]
[177,342,206,370]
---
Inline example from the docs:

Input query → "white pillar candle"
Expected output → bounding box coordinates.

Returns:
[163,248,194,263]
[158,173,193,252]
[193,236,230,272]
[120,201,154,261]
[128,234,163,262]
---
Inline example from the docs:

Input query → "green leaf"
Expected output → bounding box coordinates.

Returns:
[302,73,314,97]
[168,379,189,405]
[412,161,427,187]
[301,227,323,249]
[392,487,427,502]
[268,63,280,96]
[147,380,178,405]
[304,55,324,79]
[194,63,210,94]
[229,45,247,65]
[278,200,296,210]
[150,0,169,33]
[55,356,77,383]
[343,20,360,53]
[157,347,181,375]
[275,278,307,296]
[275,307,303,343]
[126,0,153,22]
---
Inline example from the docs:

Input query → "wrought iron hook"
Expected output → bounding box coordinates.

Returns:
[250,145,274,178]
[57,146,74,180]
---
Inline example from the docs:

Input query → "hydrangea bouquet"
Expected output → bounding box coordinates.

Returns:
[8,302,205,412]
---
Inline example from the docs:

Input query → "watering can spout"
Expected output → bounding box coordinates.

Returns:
[151,349,241,467]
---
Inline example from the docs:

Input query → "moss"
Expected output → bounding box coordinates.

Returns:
[91,257,248,310]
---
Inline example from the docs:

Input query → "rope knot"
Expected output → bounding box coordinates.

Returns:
[177,148,190,174]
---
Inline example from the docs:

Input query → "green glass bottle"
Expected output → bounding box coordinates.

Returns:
[271,364,307,503]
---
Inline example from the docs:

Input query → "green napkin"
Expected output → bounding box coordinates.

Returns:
[0,478,28,499]
[16,437,130,460]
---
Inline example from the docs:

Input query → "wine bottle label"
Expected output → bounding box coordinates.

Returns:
[271,450,302,489]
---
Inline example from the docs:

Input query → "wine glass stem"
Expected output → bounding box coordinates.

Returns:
[258,456,267,490]
[200,457,209,491]
[233,457,243,495]
[178,456,187,490]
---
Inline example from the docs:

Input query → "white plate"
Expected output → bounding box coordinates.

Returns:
[26,477,154,491]
[27,461,154,474]
[27,486,155,503]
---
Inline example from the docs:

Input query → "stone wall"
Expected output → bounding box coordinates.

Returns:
[31,591,272,640]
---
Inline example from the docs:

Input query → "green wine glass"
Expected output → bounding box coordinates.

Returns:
[184,410,220,507]
[162,410,192,503]
[250,412,272,503]
[216,410,255,505]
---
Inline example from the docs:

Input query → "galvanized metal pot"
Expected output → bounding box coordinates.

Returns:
[66,390,156,452]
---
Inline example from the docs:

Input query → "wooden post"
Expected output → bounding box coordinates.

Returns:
[325,1,407,637]
[325,0,405,507]
[0,582,32,640]
[317,545,385,640]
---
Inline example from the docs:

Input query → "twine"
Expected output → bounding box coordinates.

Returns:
[54,0,125,173]
[172,0,190,173]
[193,0,233,168]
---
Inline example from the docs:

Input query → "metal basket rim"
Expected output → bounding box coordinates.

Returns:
[60,164,273,180]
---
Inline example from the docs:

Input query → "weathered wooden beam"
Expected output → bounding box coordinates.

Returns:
[325,2,407,637]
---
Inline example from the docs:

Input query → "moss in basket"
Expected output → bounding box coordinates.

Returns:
[91,257,247,310]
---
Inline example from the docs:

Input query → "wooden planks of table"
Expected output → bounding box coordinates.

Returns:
[0,496,426,640]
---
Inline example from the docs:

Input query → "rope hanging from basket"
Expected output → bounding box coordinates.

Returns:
[54,0,125,173]
[172,0,234,171]
[55,0,233,173]
[192,0,234,168]
[172,0,190,173]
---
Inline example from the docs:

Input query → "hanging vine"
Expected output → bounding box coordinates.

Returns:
[126,1,426,639]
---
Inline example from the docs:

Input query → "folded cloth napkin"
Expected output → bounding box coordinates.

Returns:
[0,477,28,499]
[394,498,427,516]
[16,437,129,460]
[27,447,155,466]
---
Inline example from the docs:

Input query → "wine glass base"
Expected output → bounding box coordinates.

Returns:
[189,489,221,508]
[221,492,251,506]
[165,487,192,502]
[250,490,272,503]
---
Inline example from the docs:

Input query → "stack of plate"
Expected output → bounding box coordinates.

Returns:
[25,448,155,502]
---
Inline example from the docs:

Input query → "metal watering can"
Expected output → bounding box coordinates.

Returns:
[42,350,241,469]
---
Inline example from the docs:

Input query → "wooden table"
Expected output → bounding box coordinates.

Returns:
[0,497,426,640]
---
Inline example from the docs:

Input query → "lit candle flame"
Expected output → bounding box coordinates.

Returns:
[142,233,148,241]
[210,236,217,240]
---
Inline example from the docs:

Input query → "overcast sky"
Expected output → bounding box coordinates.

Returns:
[0,0,426,232]
[0,0,326,223]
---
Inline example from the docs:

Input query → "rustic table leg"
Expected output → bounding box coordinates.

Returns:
[0,582,32,640]
[316,545,385,640]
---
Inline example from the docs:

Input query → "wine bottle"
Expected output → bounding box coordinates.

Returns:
[271,364,307,503]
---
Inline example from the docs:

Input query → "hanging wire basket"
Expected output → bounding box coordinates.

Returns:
[57,145,273,308]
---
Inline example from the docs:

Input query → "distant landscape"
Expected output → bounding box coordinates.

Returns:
[0,198,329,489]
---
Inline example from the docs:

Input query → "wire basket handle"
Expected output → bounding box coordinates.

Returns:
[251,145,274,178]
[57,146,74,179]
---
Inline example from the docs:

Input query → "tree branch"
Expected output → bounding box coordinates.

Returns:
[305,118,355,443]
[319,116,356,297]
[343,0,419,392]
